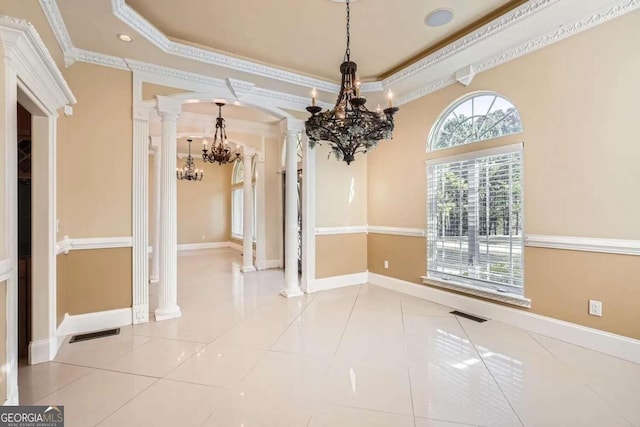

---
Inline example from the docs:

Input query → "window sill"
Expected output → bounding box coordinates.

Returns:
[421,276,531,309]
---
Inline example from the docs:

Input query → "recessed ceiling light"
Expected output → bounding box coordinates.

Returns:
[117,34,133,42]
[425,9,454,27]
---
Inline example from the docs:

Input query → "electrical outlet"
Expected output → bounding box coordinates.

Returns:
[589,300,602,317]
[384,260,389,269]
[201,234,206,240]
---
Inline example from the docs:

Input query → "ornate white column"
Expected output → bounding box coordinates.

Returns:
[149,136,161,283]
[132,105,151,324]
[300,131,316,293]
[241,147,256,272]
[281,122,303,297]
[155,96,182,321]
[255,138,267,270]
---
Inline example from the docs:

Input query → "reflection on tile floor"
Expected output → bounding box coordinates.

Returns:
[19,248,639,426]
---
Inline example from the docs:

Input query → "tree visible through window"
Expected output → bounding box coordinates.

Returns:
[427,92,524,295]
[430,92,523,151]
[231,159,256,242]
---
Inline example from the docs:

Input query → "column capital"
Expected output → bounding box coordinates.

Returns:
[156,96,182,120]
[134,103,152,121]
[242,146,256,158]
[279,118,305,134]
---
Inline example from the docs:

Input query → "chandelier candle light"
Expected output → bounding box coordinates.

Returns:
[202,102,241,165]
[176,139,204,181]
[305,0,399,165]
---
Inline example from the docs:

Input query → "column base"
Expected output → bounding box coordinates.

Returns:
[279,288,304,298]
[149,276,159,283]
[241,265,257,273]
[154,305,182,322]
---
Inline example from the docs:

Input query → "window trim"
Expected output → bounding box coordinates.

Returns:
[426,141,526,302]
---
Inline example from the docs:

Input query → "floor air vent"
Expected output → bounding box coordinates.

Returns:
[450,311,488,323]
[69,328,120,343]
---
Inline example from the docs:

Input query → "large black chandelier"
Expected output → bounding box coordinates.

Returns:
[177,139,203,182]
[305,0,399,165]
[202,102,240,165]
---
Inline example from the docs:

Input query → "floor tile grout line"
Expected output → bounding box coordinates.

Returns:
[238,291,321,384]
[91,377,160,427]
[21,362,95,405]
[331,284,363,359]
[455,317,525,427]
[399,300,418,427]
[530,333,638,427]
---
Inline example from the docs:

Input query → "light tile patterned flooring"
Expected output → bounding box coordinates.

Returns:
[19,249,640,426]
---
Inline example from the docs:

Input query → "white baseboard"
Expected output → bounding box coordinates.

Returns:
[368,272,640,364]
[59,308,133,336]
[264,259,282,269]
[177,242,229,251]
[28,337,59,365]
[229,242,243,252]
[307,272,368,293]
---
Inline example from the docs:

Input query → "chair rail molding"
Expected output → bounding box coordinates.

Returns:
[525,234,640,256]
[368,226,426,238]
[56,236,133,254]
[315,226,368,235]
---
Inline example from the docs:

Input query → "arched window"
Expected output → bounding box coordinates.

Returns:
[426,92,525,301]
[231,158,256,242]
[429,92,523,151]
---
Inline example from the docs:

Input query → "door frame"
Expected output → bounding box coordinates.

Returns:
[1,17,75,404]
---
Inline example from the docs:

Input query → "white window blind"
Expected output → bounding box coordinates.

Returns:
[231,187,257,242]
[427,146,523,294]
[231,188,243,239]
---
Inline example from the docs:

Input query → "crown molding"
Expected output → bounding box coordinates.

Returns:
[38,0,640,109]
[397,0,640,106]
[109,0,340,94]
[0,14,76,111]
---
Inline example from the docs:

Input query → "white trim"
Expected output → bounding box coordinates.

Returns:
[423,276,531,308]
[369,273,640,364]
[315,226,368,235]
[28,337,59,365]
[525,234,640,256]
[109,0,340,93]
[368,226,426,238]
[58,308,133,336]
[0,259,11,282]
[426,142,523,165]
[56,237,133,253]
[307,272,368,293]
[177,242,229,251]
[229,241,243,252]
[262,259,283,270]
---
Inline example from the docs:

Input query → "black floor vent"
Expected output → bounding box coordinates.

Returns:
[69,328,120,343]
[450,311,488,323]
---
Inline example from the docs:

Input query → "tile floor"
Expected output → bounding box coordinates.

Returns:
[19,248,640,426]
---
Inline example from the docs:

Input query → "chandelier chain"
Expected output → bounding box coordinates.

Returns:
[344,0,351,61]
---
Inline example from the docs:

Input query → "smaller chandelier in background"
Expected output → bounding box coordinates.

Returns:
[177,138,203,182]
[202,102,240,165]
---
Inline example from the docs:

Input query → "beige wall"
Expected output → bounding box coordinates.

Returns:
[57,248,132,316]
[142,83,187,100]
[177,158,232,244]
[265,136,282,261]
[0,42,6,261]
[57,63,133,238]
[0,281,6,403]
[316,144,367,227]
[367,10,640,339]
[316,234,367,279]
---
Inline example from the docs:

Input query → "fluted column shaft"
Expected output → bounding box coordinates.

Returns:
[150,143,161,283]
[155,96,182,321]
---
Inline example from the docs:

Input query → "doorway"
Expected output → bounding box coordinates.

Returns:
[17,103,32,361]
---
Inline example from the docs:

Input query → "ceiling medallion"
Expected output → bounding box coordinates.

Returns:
[202,102,240,165]
[176,139,203,182]
[305,0,399,165]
